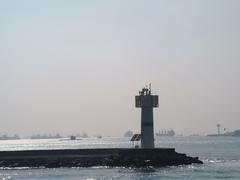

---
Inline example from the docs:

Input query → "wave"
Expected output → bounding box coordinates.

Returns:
[202,158,240,163]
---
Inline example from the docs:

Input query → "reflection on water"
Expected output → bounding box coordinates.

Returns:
[0,136,240,179]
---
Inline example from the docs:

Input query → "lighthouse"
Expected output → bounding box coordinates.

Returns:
[135,85,159,148]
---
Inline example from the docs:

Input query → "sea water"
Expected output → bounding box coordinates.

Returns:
[0,136,240,180]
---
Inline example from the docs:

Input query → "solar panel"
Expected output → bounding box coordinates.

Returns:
[130,134,141,141]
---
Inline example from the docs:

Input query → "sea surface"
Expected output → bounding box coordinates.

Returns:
[0,136,240,180]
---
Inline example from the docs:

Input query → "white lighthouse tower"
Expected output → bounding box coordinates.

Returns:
[135,85,159,148]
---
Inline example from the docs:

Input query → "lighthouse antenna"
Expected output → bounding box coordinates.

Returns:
[149,83,151,94]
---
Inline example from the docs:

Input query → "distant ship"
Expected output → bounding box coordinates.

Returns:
[0,134,20,140]
[96,135,102,139]
[156,130,175,137]
[208,129,240,137]
[30,134,62,139]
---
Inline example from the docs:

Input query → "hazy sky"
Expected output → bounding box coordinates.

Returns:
[1,0,240,136]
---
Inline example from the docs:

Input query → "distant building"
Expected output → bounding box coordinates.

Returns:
[82,133,88,138]
[156,130,175,137]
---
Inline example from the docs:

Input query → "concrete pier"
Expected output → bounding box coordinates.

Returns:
[0,148,202,168]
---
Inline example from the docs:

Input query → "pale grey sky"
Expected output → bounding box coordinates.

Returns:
[1,0,240,136]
